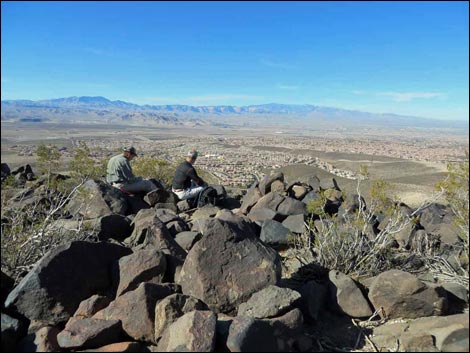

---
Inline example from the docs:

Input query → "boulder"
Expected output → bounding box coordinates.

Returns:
[259,172,284,195]
[166,219,190,237]
[270,180,285,194]
[238,285,301,319]
[5,241,131,325]
[282,214,306,234]
[125,195,151,215]
[157,310,217,352]
[298,280,329,321]
[251,192,285,213]
[144,188,172,207]
[191,205,220,220]
[176,200,191,212]
[291,185,308,200]
[240,186,262,214]
[114,249,167,297]
[248,207,280,224]
[368,270,448,319]
[226,308,303,352]
[2,313,27,352]
[211,184,227,198]
[73,295,113,320]
[78,342,145,352]
[155,208,180,224]
[93,282,176,343]
[1,270,14,307]
[320,177,339,191]
[17,326,61,352]
[371,313,468,352]
[277,197,306,216]
[260,219,292,248]
[1,162,11,182]
[124,213,187,261]
[328,270,373,318]
[174,231,202,252]
[154,294,209,339]
[57,318,122,350]
[95,214,133,241]
[155,203,178,212]
[301,190,321,205]
[66,179,128,219]
[306,175,321,191]
[178,219,282,313]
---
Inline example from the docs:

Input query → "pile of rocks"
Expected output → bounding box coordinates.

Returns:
[1,170,468,352]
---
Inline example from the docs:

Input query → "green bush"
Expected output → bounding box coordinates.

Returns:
[132,156,176,188]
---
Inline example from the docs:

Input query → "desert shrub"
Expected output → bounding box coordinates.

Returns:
[1,180,98,284]
[290,167,444,279]
[69,140,106,181]
[428,153,469,286]
[132,156,176,188]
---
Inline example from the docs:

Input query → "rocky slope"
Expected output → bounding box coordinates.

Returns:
[1,166,468,352]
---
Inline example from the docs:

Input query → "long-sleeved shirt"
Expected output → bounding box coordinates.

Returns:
[172,161,204,190]
[106,154,136,184]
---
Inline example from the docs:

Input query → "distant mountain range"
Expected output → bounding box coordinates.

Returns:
[1,96,468,131]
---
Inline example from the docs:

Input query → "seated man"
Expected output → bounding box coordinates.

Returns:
[106,146,157,194]
[172,149,206,200]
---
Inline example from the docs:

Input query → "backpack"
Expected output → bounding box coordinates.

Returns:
[197,186,221,208]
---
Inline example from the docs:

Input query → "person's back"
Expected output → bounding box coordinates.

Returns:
[172,150,205,201]
[106,146,157,194]
[172,160,195,191]
[106,153,134,184]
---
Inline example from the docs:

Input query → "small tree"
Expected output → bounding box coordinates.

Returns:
[69,141,105,181]
[36,143,61,188]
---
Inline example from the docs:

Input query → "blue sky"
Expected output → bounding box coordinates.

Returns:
[1,1,469,121]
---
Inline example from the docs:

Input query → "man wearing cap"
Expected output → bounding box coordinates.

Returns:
[172,149,206,200]
[106,146,157,194]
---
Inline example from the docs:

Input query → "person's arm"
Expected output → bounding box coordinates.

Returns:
[187,166,205,186]
[118,159,137,183]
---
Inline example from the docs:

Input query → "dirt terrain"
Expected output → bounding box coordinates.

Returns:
[1,121,465,208]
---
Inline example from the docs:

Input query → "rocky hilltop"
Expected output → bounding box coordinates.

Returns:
[1,165,468,352]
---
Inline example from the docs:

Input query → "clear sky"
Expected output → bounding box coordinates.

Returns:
[1,1,469,121]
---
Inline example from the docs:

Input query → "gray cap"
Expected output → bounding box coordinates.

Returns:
[123,146,138,156]
[187,149,198,159]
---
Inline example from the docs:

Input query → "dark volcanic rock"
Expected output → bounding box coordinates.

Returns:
[154,293,209,340]
[260,219,292,248]
[157,310,217,352]
[93,282,176,343]
[237,285,301,319]
[66,179,128,219]
[178,219,282,313]
[114,249,167,297]
[369,270,448,319]
[5,241,132,326]
[258,172,284,195]
[57,318,122,350]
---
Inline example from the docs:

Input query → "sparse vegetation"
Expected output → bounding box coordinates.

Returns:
[1,180,98,284]
[132,156,177,188]
[428,153,469,287]
[69,140,106,181]
[36,143,61,188]
[290,166,448,280]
